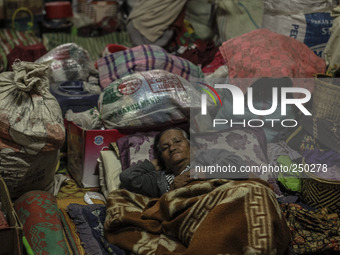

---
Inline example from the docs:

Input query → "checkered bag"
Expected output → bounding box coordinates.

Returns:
[97,44,204,89]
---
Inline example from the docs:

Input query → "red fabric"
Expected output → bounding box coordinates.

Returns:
[0,210,9,229]
[106,44,128,54]
[202,50,226,74]
[178,39,219,69]
[7,43,47,71]
[219,29,326,95]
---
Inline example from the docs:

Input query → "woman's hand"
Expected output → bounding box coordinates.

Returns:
[169,171,194,191]
[150,159,162,171]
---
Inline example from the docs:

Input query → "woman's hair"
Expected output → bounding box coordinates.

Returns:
[153,127,190,169]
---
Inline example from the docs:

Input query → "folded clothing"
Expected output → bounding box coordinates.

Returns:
[67,203,125,255]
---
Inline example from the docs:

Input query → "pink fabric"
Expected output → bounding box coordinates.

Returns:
[219,29,326,95]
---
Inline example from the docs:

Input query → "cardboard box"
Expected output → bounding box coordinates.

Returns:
[0,177,23,255]
[67,121,126,188]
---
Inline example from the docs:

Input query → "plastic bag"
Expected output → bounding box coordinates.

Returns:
[35,42,95,82]
[99,69,202,130]
[65,108,103,130]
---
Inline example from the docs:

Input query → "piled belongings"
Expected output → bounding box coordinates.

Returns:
[36,43,101,117]
[2,2,338,253]
[96,44,206,131]
[283,9,340,214]
[214,28,326,142]
[298,74,340,214]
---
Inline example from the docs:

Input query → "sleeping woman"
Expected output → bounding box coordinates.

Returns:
[105,128,291,255]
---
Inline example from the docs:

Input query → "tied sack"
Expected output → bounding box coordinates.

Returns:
[0,61,65,199]
[99,69,202,130]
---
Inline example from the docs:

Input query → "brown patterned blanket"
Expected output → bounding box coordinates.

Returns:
[104,179,291,255]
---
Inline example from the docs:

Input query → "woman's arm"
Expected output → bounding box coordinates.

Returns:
[119,159,166,197]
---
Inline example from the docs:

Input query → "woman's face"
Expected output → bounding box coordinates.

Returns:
[158,129,190,175]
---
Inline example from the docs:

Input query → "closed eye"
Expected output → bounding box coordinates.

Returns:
[160,145,169,152]
[160,138,182,152]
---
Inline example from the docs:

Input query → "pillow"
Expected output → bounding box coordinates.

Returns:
[192,127,268,167]
[192,127,286,196]
[116,131,160,171]
[214,77,298,143]
[117,128,268,170]
[98,149,122,199]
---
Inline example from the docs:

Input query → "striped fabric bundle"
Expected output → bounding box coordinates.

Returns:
[97,44,205,88]
[42,31,132,62]
[0,29,42,72]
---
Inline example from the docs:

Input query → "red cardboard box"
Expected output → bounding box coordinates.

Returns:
[67,121,126,188]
